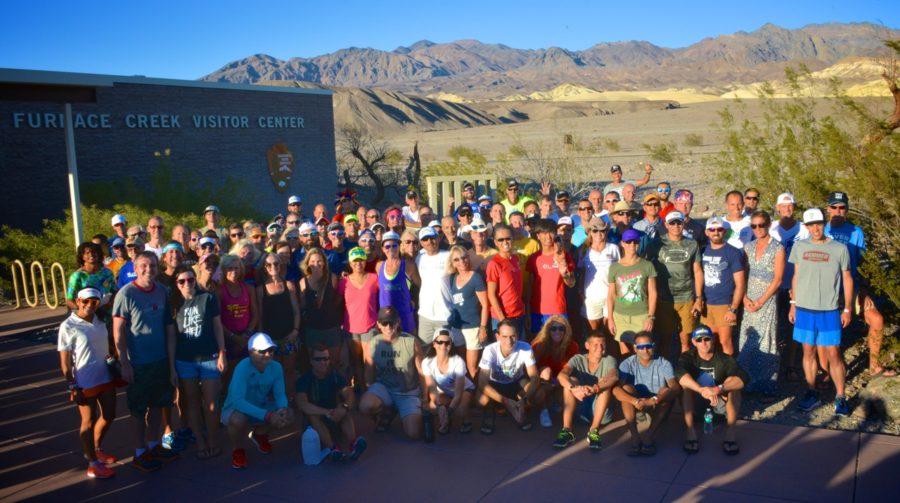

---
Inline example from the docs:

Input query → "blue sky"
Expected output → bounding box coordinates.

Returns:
[1,0,896,79]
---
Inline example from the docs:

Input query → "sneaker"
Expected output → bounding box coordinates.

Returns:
[87,462,115,479]
[552,428,575,449]
[586,428,602,450]
[95,449,117,465]
[798,390,821,412]
[150,445,179,463]
[131,452,162,473]
[330,448,346,463]
[248,431,272,454]
[161,432,186,452]
[835,396,850,417]
[349,437,367,461]
[539,408,552,428]
[231,448,247,469]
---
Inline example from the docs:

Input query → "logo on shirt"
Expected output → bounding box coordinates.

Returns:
[802,251,830,262]
[616,270,644,305]
[182,305,202,338]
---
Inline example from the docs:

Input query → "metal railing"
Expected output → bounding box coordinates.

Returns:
[426,174,498,217]
[9,260,67,309]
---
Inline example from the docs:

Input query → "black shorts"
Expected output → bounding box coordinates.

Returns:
[126,359,174,416]
[489,380,524,401]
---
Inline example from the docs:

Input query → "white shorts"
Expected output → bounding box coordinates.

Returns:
[458,327,483,350]
[582,297,608,320]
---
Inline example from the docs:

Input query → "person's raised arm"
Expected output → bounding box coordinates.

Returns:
[635,163,653,188]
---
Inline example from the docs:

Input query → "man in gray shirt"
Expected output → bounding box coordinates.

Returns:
[788,208,853,417]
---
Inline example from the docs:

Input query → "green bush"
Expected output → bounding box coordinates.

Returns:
[641,141,680,163]
[424,145,489,177]
[683,133,704,147]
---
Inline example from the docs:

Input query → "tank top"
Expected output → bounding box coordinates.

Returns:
[339,273,379,334]
[260,283,294,340]
[220,282,251,333]
[303,277,342,329]
[369,332,418,393]
[378,259,414,318]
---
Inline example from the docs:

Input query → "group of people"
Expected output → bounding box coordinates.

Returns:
[58,164,890,479]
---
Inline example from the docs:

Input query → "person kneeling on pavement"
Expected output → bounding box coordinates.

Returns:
[223,332,295,469]
[296,344,367,462]
[554,330,618,450]
[676,325,748,456]
[612,331,679,457]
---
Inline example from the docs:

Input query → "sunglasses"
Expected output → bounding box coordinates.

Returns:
[479,204,492,209]
[750,223,767,229]
[657,188,671,193]
[401,240,417,245]
[635,343,656,350]
[744,196,759,201]
[495,237,512,242]
[383,243,399,249]
[256,348,276,356]
[359,238,374,244]
[605,200,620,205]
[578,207,592,211]
[694,336,713,343]
[644,202,659,207]
[265,262,280,268]
[286,220,300,225]
[557,198,569,203]
[623,239,639,244]
[708,228,725,234]
[452,256,469,262]
[148,225,164,229]
[420,236,436,242]
[231,232,244,238]
[312,356,330,362]
[300,233,317,238]
[176,277,196,285]
[590,229,606,233]
[286,235,299,240]
[366,214,379,219]
[668,220,684,226]
[434,339,452,346]
[252,234,265,239]
[329,230,345,236]
[201,243,216,249]
[507,187,518,191]
[190,237,199,242]
[549,325,566,332]
[829,205,847,211]
[78,298,100,306]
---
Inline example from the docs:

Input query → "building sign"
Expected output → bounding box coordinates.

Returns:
[9,112,305,130]
[267,144,294,192]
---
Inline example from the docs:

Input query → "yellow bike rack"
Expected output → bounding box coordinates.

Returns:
[8,260,66,309]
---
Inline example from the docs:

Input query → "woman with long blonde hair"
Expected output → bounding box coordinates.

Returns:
[530,316,579,429]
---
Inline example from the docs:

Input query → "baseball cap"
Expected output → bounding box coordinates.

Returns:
[327,222,344,232]
[266,222,283,234]
[506,178,519,188]
[418,226,438,240]
[125,236,144,247]
[198,236,216,247]
[283,228,300,240]
[557,216,573,228]
[161,242,183,254]
[665,211,685,223]
[776,193,795,205]
[642,193,660,204]
[298,222,316,234]
[478,195,493,203]
[674,190,693,203]
[204,205,220,214]
[111,214,127,226]
[621,229,641,242]
[315,217,329,226]
[433,327,452,340]
[288,195,302,205]
[248,332,276,352]
[556,190,570,200]
[462,181,475,190]
[344,214,359,224]
[691,325,713,340]
[370,222,386,232]
[76,287,101,300]
[377,306,400,325]
[587,217,609,231]
[382,231,401,243]
[705,216,725,230]
[406,190,418,199]
[828,191,849,206]
[111,237,125,247]
[610,164,622,173]
[348,247,367,262]
[803,208,825,224]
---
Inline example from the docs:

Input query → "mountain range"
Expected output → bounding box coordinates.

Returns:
[203,22,898,99]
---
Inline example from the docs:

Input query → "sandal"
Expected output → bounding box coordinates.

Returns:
[870,368,898,378]
[723,440,740,456]
[627,443,642,457]
[459,421,473,434]
[683,439,699,454]
[640,442,657,456]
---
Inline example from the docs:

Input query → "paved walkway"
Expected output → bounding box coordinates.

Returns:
[0,327,898,502]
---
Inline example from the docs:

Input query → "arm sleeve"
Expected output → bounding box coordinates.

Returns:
[473,274,486,293]
[66,272,82,300]
[478,346,494,370]
[660,359,675,382]
[272,363,288,409]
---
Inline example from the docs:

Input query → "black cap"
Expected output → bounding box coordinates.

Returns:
[507,178,519,188]
[377,306,400,325]
[462,181,475,190]
[406,190,418,199]
[828,191,849,206]
[556,190,570,200]
[610,164,622,173]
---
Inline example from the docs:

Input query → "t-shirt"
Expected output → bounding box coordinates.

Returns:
[449,272,486,329]
[633,218,664,241]
[66,268,116,300]
[57,313,111,389]
[580,244,620,300]
[604,181,636,197]
[701,245,744,305]
[173,291,220,362]
[675,350,749,387]
[526,251,575,315]
[144,243,164,259]
[485,254,525,319]
[416,251,452,322]
[682,219,707,246]
[618,355,674,398]
[112,281,172,365]
[117,261,136,289]
[771,220,810,290]
[422,355,475,395]
[479,341,536,384]
[401,205,421,224]
[789,239,850,311]
[370,333,419,393]
[571,226,588,248]
[295,370,348,409]
[532,340,579,377]
[224,358,287,421]
[513,237,540,260]
[500,196,535,222]
[825,222,865,279]
[338,273,379,334]
[723,216,752,249]
[648,236,700,302]
[468,247,497,274]
[326,247,349,275]
[607,259,657,316]
[565,353,617,387]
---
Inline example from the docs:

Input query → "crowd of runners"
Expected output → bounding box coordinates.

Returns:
[57,162,892,478]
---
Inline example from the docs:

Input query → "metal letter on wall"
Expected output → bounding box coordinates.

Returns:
[267,144,294,192]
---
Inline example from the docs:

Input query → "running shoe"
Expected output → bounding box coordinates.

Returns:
[87,461,115,479]
[131,452,162,473]
[249,431,272,454]
[94,449,117,464]
[349,437,367,461]
[798,390,821,412]
[331,448,346,463]
[231,448,247,469]
[161,432,186,452]
[835,396,850,417]
[552,428,575,449]
[539,408,552,428]
[587,428,602,450]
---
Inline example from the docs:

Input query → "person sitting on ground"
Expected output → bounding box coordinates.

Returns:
[58,287,119,479]
[554,330,618,450]
[295,345,366,462]
[676,325,748,456]
[222,332,294,470]
[422,329,476,435]
[530,316,580,429]
[612,332,678,457]
[476,319,540,433]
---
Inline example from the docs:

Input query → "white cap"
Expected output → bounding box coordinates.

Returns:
[705,216,725,230]
[76,287,102,300]
[802,208,825,224]
[433,327,453,340]
[288,195,302,205]
[418,226,438,240]
[198,237,216,247]
[665,211,685,223]
[467,217,488,233]
[382,231,401,243]
[557,216,573,227]
[248,332,276,352]
[298,222,316,234]
[111,214,127,226]
[776,193,795,205]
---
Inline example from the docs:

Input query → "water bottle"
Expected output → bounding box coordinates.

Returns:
[703,408,714,435]
[302,426,321,465]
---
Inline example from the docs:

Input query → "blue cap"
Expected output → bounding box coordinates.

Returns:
[692,325,713,339]
[161,242,184,254]
[621,229,641,242]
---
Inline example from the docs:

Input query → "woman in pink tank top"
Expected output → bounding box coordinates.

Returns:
[218,255,257,386]
[338,247,379,389]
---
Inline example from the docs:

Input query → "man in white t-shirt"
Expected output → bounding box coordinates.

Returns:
[476,320,539,433]
[723,191,751,249]
[415,226,453,346]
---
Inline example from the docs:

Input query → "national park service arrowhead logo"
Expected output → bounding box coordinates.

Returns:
[267,144,294,192]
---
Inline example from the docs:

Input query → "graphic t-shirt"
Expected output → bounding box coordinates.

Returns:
[723,216,752,249]
[580,243,620,300]
[618,355,674,398]
[701,245,744,305]
[526,251,575,315]
[479,341,536,384]
[565,353,617,387]
[675,350,749,387]
[422,355,475,395]
[607,259,657,316]
[485,254,525,319]
[117,261,136,289]
[174,291,220,362]
[789,239,850,311]
[449,273,486,329]
[648,236,700,302]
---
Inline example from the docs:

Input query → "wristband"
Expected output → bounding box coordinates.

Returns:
[789,300,796,304]
[843,309,851,313]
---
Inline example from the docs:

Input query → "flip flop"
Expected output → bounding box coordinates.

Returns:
[723,440,740,456]
[683,439,699,454]
[870,368,898,378]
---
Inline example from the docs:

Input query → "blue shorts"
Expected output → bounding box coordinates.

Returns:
[793,308,841,347]
[175,359,221,380]
[530,313,567,334]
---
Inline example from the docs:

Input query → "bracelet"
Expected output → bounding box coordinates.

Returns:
[789,300,796,304]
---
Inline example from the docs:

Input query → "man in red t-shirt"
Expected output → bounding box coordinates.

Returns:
[486,224,526,337]
[525,219,576,336]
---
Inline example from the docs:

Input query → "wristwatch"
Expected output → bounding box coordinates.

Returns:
[340,403,350,409]
[727,307,737,314]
